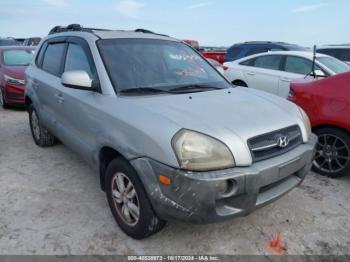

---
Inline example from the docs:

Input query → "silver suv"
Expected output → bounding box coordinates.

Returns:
[25,25,316,239]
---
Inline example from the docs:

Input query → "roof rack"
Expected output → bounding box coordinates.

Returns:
[49,24,169,37]
[134,28,168,37]
[48,24,110,35]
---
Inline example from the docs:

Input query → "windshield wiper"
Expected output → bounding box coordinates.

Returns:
[119,87,172,95]
[168,84,223,93]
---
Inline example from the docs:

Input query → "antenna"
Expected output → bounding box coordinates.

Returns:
[311,45,316,78]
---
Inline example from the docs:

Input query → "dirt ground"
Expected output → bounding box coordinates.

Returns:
[0,107,349,255]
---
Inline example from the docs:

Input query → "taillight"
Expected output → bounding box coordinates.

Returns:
[223,66,229,71]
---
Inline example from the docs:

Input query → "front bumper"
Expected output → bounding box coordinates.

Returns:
[130,134,317,224]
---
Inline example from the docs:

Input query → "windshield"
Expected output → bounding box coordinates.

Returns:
[98,39,231,94]
[3,50,34,66]
[317,56,350,74]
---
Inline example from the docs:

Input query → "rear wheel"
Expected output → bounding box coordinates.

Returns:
[105,158,166,239]
[232,80,247,87]
[29,105,56,147]
[312,127,350,177]
[0,88,9,109]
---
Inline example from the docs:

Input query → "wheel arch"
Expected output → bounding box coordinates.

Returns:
[99,146,128,191]
[25,96,33,111]
[312,124,350,135]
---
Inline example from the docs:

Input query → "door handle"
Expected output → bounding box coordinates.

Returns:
[32,80,39,89]
[55,93,64,103]
[247,72,255,76]
[281,78,291,82]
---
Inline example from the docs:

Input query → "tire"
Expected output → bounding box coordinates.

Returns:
[232,80,248,87]
[105,158,166,239]
[28,105,56,147]
[0,87,9,109]
[312,127,350,178]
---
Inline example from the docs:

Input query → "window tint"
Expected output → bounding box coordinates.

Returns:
[246,47,269,56]
[42,43,65,76]
[285,56,321,75]
[240,58,254,66]
[64,43,93,78]
[252,55,282,70]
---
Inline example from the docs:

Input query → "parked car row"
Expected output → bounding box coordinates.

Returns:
[223,51,350,98]
[1,24,349,240]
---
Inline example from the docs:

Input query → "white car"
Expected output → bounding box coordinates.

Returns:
[224,51,350,98]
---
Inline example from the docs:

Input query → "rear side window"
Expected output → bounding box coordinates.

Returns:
[64,43,93,78]
[42,43,65,76]
[246,47,269,56]
[252,55,282,70]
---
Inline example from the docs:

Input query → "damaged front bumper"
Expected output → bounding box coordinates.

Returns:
[130,134,317,224]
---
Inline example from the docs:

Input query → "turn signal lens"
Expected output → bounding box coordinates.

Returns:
[159,175,172,185]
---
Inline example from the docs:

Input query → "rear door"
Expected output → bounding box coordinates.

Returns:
[241,54,283,95]
[31,38,67,132]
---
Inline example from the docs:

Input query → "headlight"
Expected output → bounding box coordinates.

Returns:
[298,106,312,140]
[4,75,25,86]
[172,129,235,171]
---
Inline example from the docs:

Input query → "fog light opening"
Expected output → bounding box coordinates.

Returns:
[219,179,238,198]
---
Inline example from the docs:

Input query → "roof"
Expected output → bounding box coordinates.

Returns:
[232,51,330,64]
[47,24,179,42]
[93,30,180,42]
[318,45,350,49]
[234,41,300,46]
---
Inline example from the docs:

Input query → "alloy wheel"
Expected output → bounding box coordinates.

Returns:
[111,172,140,226]
[313,134,350,174]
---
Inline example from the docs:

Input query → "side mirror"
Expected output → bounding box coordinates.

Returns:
[313,69,326,77]
[61,70,97,91]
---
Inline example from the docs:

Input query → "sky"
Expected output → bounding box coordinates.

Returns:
[0,0,349,47]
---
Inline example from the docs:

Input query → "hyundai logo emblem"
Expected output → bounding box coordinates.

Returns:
[277,136,290,148]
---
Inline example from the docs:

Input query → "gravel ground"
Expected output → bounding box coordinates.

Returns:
[0,107,349,255]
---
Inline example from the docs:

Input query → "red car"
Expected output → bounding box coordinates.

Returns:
[288,72,350,177]
[0,46,35,108]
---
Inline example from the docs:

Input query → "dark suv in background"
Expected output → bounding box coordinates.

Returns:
[224,41,307,62]
[317,45,350,65]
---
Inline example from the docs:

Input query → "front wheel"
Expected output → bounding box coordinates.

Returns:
[312,127,350,177]
[105,158,166,239]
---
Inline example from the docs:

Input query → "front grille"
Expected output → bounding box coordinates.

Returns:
[248,125,302,162]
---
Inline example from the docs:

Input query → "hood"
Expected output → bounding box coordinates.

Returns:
[3,65,27,80]
[122,87,306,166]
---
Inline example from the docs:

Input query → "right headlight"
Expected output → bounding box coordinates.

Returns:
[172,129,235,171]
[298,106,312,140]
